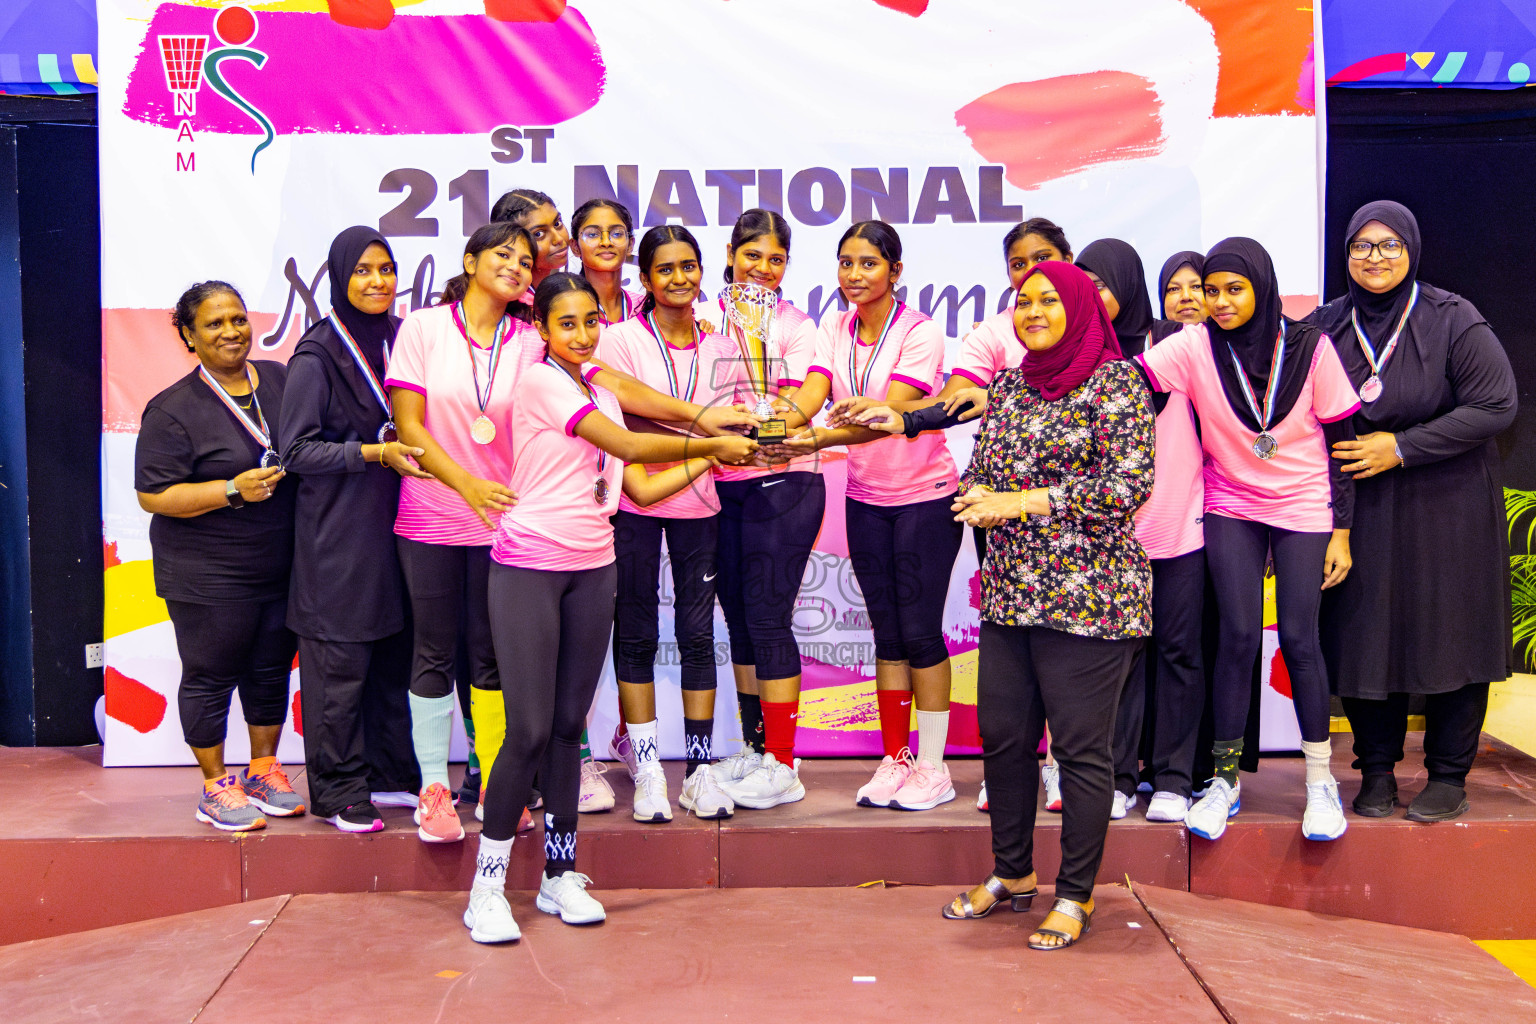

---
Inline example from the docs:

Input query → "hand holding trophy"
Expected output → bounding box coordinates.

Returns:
[721,282,787,443]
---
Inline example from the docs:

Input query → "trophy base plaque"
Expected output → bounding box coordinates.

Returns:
[752,418,787,443]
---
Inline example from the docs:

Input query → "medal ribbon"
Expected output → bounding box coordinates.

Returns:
[847,301,903,397]
[640,310,700,402]
[328,311,392,419]
[450,302,510,416]
[199,366,273,454]
[1350,282,1419,380]
[544,357,608,472]
[1224,322,1287,434]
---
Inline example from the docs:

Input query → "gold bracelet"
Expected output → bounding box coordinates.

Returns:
[1019,490,1027,519]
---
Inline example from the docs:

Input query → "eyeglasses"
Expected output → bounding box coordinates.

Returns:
[1348,239,1405,261]
[580,226,629,244]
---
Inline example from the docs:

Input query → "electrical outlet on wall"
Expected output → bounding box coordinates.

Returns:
[85,643,104,669]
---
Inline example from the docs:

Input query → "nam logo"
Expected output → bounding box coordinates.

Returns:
[157,4,275,174]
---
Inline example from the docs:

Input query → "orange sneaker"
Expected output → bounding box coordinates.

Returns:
[197,774,267,832]
[240,759,306,817]
[413,782,465,843]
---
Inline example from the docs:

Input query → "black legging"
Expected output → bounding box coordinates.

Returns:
[482,561,617,843]
[1204,514,1331,743]
[979,622,1140,903]
[845,493,963,668]
[613,511,719,689]
[396,538,496,698]
[716,473,825,680]
[166,597,295,748]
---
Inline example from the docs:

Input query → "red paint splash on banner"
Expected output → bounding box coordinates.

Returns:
[291,690,303,736]
[955,72,1166,191]
[1180,0,1313,116]
[326,0,394,31]
[104,540,122,569]
[484,0,568,21]
[105,667,168,734]
[124,6,604,135]
[873,0,928,15]
[1269,647,1293,699]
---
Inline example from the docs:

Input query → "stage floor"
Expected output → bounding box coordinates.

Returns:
[3,883,1532,1024]
[3,734,1536,943]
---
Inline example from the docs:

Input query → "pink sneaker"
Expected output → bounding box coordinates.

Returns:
[890,759,956,811]
[610,726,639,781]
[856,749,914,807]
[414,782,465,843]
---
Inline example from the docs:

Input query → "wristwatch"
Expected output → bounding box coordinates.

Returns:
[225,479,245,509]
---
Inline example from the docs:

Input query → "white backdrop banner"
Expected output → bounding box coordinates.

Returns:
[99,0,1318,765]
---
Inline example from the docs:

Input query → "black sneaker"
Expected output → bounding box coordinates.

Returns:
[325,801,384,833]
[457,767,482,806]
[1351,773,1397,817]
[1405,781,1469,823]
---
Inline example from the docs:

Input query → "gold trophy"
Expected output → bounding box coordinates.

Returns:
[721,282,786,442]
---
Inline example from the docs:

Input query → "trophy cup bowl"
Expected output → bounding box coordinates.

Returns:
[722,282,786,442]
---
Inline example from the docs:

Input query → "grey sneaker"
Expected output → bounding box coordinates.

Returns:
[196,775,267,832]
[239,762,306,817]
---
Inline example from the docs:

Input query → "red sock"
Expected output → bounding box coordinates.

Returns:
[875,689,914,759]
[761,699,800,766]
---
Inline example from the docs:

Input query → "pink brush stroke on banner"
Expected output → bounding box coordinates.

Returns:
[123,5,604,134]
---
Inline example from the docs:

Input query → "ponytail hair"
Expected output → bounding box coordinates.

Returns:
[491,187,556,226]
[838,220,902,264]
[723,208,792,285]
[439,222,536,323]
[1003,217,1073,261]
[533,270,600,326]
[635,224,704,315]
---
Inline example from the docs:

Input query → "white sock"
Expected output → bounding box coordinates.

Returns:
[473,835,513,891]
[1300,738,1334,786]
[915,710,950,768]
[629,719,660,769]
[408,692,455,791]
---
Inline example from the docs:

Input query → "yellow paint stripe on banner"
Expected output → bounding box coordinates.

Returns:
[1263,573,1277,629]
[105,560,169,639]
[72,54,97,85]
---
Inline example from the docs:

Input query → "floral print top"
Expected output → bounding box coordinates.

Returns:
[960,359,1155,639]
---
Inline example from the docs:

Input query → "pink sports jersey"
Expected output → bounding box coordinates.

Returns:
[808,304,959,506]
[713,295,823,482]
[1138,324,1360,533]
[492,360,625,571]
[950,309,1025,386]
[1134,390,1204,559]
[385,305,544,546]
[596,317,739,519]
[592,285,646,326]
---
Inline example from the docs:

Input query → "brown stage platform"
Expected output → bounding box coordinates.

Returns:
[3,884,1532,1024]
[3,734,1534,945]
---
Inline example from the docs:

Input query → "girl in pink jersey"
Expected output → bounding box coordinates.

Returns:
[492,187,570,293]
[386,222,540,844]
[778,221,964,812]
[464,273,757,944]
[599,226,742,823]
[572,198,646,325]
[1137,238,1358,844]
[703,210,828,811]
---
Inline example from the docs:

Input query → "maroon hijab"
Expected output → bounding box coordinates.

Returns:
[1019,261,1123,400]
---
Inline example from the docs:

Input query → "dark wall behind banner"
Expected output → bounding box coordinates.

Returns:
[0,115,104,746]
[1322,86,1536,489]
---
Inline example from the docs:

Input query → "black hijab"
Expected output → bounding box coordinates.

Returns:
[1204,236,1324,432]
[1158,250,1204,301]
[327,225,396,373]
[1308,200,1422,344]
[1077,238,1155,358]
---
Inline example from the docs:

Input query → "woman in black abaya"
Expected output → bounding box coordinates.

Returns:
[1310,201,1517,822]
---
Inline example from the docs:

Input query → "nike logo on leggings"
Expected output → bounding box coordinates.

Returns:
[762,479,785,488]
[703,572,717,582]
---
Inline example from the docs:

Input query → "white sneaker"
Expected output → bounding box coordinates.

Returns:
[730,752,806,810]
[679,764,735,819]
[631,762,673,823]
[536,871,606,924]
[712,748,764,799]
[609,728,640,781]
[976,781,989,812]
[1042,763,1062,812]
[1302,779,1348,841]
[1110,791,1137,820]
[463,885,520,943]
[1145,791,1191,822]
[578,758,615,814]
[1186,777,1240,840]
[370,790,419,808]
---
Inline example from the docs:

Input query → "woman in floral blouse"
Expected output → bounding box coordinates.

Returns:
[944,260,1154,950]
